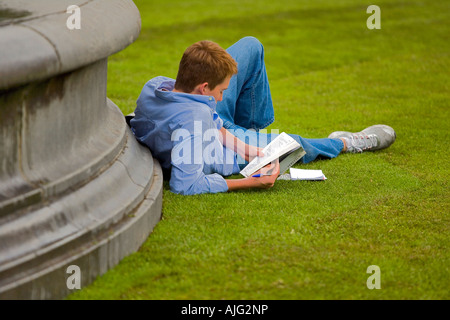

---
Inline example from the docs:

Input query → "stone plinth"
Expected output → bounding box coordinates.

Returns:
[0,0,163,299]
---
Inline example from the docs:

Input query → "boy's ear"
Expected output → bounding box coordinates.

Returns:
[194,82,209,95]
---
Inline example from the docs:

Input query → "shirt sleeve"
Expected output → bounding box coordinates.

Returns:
[169,131,229,195]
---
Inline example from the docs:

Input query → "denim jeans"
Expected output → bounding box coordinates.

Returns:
[216,36,344,167]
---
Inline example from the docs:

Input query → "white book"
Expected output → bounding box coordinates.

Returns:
[240,132,306,177]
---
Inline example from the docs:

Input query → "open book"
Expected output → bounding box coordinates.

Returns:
[240,132,306,177]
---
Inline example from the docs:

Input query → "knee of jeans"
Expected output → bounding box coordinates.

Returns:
[240,36,264,56]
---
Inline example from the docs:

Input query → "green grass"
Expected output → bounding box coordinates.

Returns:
[69,0,449,299]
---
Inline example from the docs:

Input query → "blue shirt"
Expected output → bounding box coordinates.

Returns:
[130,76,240,195]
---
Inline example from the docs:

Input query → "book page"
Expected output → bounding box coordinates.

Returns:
[289,168,327,180]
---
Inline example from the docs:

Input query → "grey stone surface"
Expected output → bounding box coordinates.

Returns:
[0,0,163,299]
[0,131,163,299]
[0,24,59,90]
[0,0,141,90]
[0,59,128,216]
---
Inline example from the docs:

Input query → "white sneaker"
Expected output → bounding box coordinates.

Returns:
[328,124,396,153]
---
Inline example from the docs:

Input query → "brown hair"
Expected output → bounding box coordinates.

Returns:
[174,40,238,93]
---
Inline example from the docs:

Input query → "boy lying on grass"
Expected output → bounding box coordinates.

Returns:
[130,37,396,195]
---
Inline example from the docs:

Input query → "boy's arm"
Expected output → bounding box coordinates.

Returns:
[219,127,263,162]
[170,127,279,195]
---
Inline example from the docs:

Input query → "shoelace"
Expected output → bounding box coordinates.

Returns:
[347,133,378,153]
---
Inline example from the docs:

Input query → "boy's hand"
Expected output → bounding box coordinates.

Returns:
[225,159,280,192]
[248,159,280,189]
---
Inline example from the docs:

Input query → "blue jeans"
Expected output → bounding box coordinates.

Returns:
[216,36,344,167]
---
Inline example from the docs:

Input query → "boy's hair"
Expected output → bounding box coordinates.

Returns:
[174,40,238,93]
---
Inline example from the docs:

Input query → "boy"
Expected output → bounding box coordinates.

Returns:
[130,37,396,195]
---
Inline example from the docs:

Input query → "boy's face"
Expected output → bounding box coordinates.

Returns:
[204,76,231,103]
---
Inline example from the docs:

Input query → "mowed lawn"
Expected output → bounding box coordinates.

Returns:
[69,0,449,299]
